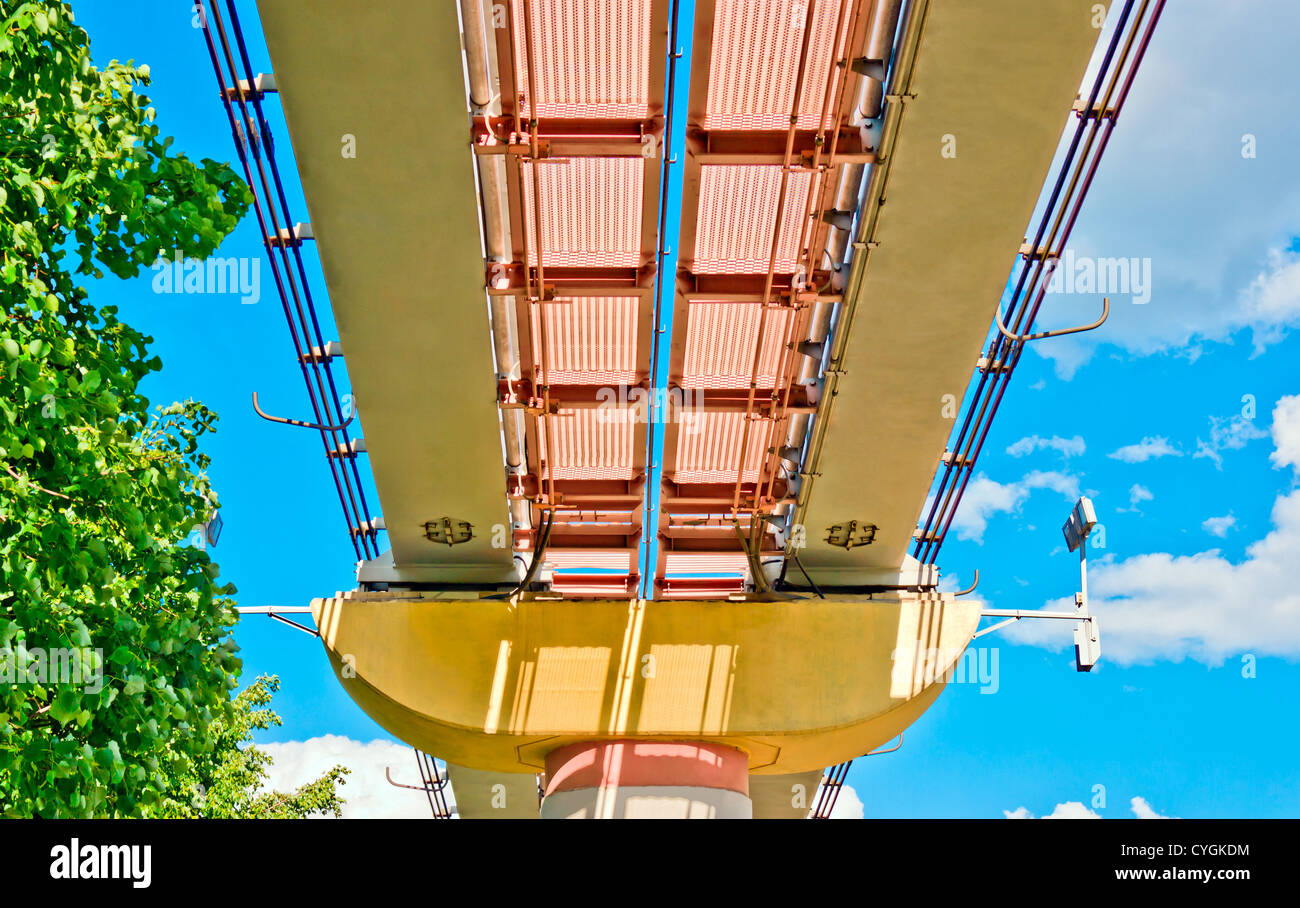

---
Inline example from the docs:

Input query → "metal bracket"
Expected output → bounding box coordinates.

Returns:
[298,340,343,365]
[233,606,319,638]
[996,296,1110,343]
[810,734,902,819]
[422,517,474,546]
[386,749,454,819]
[326,438,367,459]
[974,606,1100,672]
[252,391,356,431]
[953,569,979,596]
[825,520,878,549]
[850,56,888,81]
[1072,96,1115,119]
[267,221,313,248]
[219,72,277,102]
[384,764,448,792]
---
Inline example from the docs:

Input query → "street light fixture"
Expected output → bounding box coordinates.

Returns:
[1062,496,1100,672]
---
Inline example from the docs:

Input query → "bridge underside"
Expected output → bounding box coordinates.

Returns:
[250,0,1109,815]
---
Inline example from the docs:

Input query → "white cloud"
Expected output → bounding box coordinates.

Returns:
[1130,796,1175,819]
[260,735,454,818]
[1194,413,1268,469]
[1001,398,1300,664]
[1043,801,1101,819]
[1005,797,1171,819]
[1240,248,1300,353]
[1202,514,1236,537]
[1023,0,1300,378]
[1108,436,1182,463]
[829,784,864,819]
[944,470,1080,543]
[1128,483,1154,510]
[1006,434,1086,458]
[1004,801,1099,819]
[1271,395,1300,471]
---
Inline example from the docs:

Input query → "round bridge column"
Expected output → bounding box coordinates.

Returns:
[541,741,751,819]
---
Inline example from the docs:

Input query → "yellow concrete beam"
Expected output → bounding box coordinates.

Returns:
[312,591,980,775]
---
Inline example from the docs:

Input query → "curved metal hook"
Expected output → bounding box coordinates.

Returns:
[954,569,980,597]
[252,391,355,431]
[997,296,1109,343]
[384,765,423,791]
[867,733,903,756]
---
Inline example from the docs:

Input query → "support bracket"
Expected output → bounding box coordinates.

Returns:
[252,391,356,432]
[997,296,1110,343]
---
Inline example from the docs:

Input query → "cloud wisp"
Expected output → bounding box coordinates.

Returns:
[1000,396,1300,664]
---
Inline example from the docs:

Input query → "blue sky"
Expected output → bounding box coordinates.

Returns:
[70,0,1300,818]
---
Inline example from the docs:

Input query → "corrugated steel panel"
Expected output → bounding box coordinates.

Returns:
[530,296,640,385]
[702,0,851,131]
[693,165,819,273]
[664,551,750,575]
[542,548,636,595]
[521,156,644,269]
[540,406,638,480]
[681,300,792,389]
[512,0,652,120]
[543,548,637,570]
[673,410,770,484]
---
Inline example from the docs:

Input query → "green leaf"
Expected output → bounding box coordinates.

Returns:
[48,688,81,725]
[108,646,138,667]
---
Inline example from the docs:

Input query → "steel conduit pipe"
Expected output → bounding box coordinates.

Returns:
[784,3,901,507]
[821,162,866,276]
[803,163,864,384]
[463,0,527,535]
[459,0,494,112]
[856,77,885,122]
[853,0,902,121]
[865,0,905,80]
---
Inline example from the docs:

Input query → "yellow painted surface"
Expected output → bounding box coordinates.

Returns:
[312,592,980,775]
[799,0,1103,578]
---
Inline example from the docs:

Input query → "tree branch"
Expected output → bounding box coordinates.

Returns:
[3,463,71,499]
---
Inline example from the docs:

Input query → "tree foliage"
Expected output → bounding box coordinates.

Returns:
[164,675,349,819]
[0,1,255,815]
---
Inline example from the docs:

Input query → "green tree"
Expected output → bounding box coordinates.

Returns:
[0,1,253,815]
[165,675,349,819]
